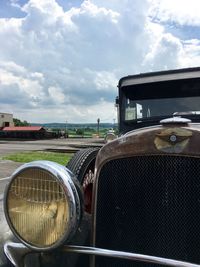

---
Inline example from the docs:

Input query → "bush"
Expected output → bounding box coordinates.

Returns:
[76,128,84,135]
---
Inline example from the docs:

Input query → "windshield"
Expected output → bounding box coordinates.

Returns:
[120,78,200,125]
[124,96,200,121]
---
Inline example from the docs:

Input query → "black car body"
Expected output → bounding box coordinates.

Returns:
[2,67,200,267]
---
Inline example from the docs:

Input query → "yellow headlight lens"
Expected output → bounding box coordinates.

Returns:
[7,168,69,248]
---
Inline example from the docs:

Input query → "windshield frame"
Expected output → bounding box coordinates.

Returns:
[119,77,200,133]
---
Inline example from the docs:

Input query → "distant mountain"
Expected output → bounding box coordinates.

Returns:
[31,122,115,129]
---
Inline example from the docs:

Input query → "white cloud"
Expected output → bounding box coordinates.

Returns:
[142,18,200,70]
[1,0,200,123]
[48,86,66,104]
[0,0,152,122]
[77,1,120,24]
[0,61,45,104]
[179,40,200,67]
[143,24,184,70]
[94,71,117,91]
[14,99,117,124]
[150,0,200,26]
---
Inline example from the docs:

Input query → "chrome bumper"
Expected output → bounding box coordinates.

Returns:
[4,242,200,267]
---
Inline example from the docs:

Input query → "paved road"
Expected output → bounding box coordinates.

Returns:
[0,177,10,197]
[0,160,22,179]
[0,177,15,267]
[0,138,104,179]
[0,138,103,157]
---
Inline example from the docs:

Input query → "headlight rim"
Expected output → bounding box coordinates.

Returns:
[4,160,82,251]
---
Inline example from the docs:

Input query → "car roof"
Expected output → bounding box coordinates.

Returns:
[118,67,200,88]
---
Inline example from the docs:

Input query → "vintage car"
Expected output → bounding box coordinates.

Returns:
[1,67,200,267]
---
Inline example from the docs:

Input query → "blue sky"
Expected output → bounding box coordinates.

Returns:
[0,0,84,17]
[1,0,200,123]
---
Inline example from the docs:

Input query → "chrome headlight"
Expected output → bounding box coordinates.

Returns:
[105,133,116,143]
[4,161,82,251]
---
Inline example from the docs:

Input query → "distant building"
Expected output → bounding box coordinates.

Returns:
[0,112,14,128]
[1,126,56,139]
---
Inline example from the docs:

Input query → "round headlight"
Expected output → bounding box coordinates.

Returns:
[4,161,82,251]
[105,133,116,143]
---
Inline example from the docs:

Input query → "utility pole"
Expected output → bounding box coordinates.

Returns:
[97,118,100,137]
[65,120,68,138]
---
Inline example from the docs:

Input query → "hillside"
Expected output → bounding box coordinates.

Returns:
[31,122,115,129]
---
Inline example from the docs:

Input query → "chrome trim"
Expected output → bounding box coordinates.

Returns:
[5,242,200,267]
[4,160,82,251]
[4,242,31,267]
[160,117,191,124]
[62,245,200,267]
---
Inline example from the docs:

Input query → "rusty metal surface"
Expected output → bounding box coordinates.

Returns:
[95,124,200,171]
[154,127,193,153]
[93,123,200,246]
[91,123,200,266]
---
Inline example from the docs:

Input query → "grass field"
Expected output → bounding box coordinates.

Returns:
[3,151,73,166]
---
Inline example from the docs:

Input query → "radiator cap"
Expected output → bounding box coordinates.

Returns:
[160,117,191,124]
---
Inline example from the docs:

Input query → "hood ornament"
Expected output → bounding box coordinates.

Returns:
[154,127,192,153]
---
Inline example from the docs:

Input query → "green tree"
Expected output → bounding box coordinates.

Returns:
[13,118,30,126]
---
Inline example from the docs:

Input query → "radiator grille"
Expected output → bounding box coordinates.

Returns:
[95,155,200,267]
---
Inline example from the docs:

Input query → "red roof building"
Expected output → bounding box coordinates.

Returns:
[0,126,54,139]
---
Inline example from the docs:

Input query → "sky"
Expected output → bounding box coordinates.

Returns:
[1,0,200,123]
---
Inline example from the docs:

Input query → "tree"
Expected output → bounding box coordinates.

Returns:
[13,118,30,126]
